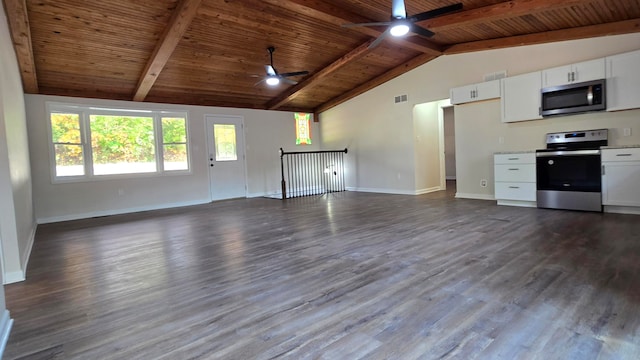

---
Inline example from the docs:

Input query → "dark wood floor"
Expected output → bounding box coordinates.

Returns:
[5,184,640,359]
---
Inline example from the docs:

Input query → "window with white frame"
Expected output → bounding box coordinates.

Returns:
[48,103,190,180]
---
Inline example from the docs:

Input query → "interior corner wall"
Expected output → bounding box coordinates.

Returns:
[0,3,36,284]
[318,33,640,197]
[319,86,417,195]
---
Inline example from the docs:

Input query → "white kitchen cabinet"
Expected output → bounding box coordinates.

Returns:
[606,49,640,112]
[542,58,605,88]
[501,72,543,123]
[602,148,640,209]
[494,153,536,207]
[450,80,500,105]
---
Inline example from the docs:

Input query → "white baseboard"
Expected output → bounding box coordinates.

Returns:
[415,186,443,195]
[347,187,417,196]
[0,310,13,360]
[21,222,37,278]
[497,199,537,208]
[4,270,25,284]
[455,192,495,201]
[604,205,640,215]
[37,199,211,224]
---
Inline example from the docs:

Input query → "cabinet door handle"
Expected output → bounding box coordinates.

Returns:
[616,153,632,157]
[508,168,520,171]
[507,157,519,160]
[568,72,571,82]
[508,186,520,189]
[602,165,605,175]
[572,71,576,82]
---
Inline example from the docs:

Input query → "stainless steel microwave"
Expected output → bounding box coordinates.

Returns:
[540,79,606,117]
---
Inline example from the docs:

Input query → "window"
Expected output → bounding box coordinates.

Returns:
[48,103,189,181]
[295,112,311,145]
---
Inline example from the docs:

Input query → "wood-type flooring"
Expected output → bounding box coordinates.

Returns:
[5,186,640,359]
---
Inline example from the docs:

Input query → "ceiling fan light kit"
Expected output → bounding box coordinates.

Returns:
[342,0,463,48]
[257,46,310,87]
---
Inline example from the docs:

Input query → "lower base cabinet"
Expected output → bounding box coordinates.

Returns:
[494,153,536,207]
[602,148,640,211]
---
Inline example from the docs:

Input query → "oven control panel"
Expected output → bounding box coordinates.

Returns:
[545,129,608,145]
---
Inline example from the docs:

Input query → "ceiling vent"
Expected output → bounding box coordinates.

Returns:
[394,94,408,104]
[484,71,507,82]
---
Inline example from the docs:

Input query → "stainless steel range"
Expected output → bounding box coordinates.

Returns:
[536,129,608,212]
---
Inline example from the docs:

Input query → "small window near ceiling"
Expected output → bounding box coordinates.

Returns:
[295,113,311,145]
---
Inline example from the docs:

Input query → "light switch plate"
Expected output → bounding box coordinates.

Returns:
[623,128,632,137]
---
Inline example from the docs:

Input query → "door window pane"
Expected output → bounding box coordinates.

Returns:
[90,115,156,175]
[214,124,237,161]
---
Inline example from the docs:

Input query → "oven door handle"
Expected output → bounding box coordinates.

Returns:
[536,149,601,157]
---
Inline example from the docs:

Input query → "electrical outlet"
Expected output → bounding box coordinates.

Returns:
[623,128,632,137]
[480,179,487,187]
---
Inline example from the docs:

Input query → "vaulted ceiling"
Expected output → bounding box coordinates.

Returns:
[4,0,640,114]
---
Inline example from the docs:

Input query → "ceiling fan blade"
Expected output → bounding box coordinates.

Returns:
[391,0,407,19]
[279,70,309,77]
[281,78,298,85]
[368,27,391,49]
[342,21,392,28]
[411,3,463,22]
[410,24,435,38]
[265,65,277,76]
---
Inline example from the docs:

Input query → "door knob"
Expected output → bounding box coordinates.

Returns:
[210,164,214,167]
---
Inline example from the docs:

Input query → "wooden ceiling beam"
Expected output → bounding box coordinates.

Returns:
[444,18,640,54]
[420,0,592,31]
[314,52,438,114]
[3,0,38,93]
[262,0,442,55]
[266,39,375,110]
[133,0,203,102]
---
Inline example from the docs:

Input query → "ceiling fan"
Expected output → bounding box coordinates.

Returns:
[342,0,463,49]
[256,47,309,86]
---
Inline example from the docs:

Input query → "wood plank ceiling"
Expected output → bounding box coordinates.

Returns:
[4,0,640,114]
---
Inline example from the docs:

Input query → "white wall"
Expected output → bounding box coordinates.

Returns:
[319,33,640,196]
[0,3,36,286]
[26,95,320,223]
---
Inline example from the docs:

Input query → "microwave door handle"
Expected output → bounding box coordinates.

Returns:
[587,85,594,105]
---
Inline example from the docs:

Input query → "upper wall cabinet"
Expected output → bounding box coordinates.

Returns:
[450,80,500,105]
[606,49,640,112]
[501,71,543,123]
[542,58,605,88]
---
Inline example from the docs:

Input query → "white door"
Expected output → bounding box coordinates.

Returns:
[205,115,247,201]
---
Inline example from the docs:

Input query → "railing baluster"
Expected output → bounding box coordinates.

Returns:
[279,148,347,199]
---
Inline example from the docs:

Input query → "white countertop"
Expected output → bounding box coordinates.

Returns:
[601,145,640,149]
[494,150,536,154]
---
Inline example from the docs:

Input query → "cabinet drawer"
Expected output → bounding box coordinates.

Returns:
[495,182,536,201]
[495,164,536,182]
[602,148,640,162]
[494,153,535,164]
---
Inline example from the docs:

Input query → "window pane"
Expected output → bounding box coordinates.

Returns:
[162,117,187,143]
[55,144,84,176]
[90,115,156,175]
[163,144,188,170]
[214,124,237,161]
[51,113,81,143]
